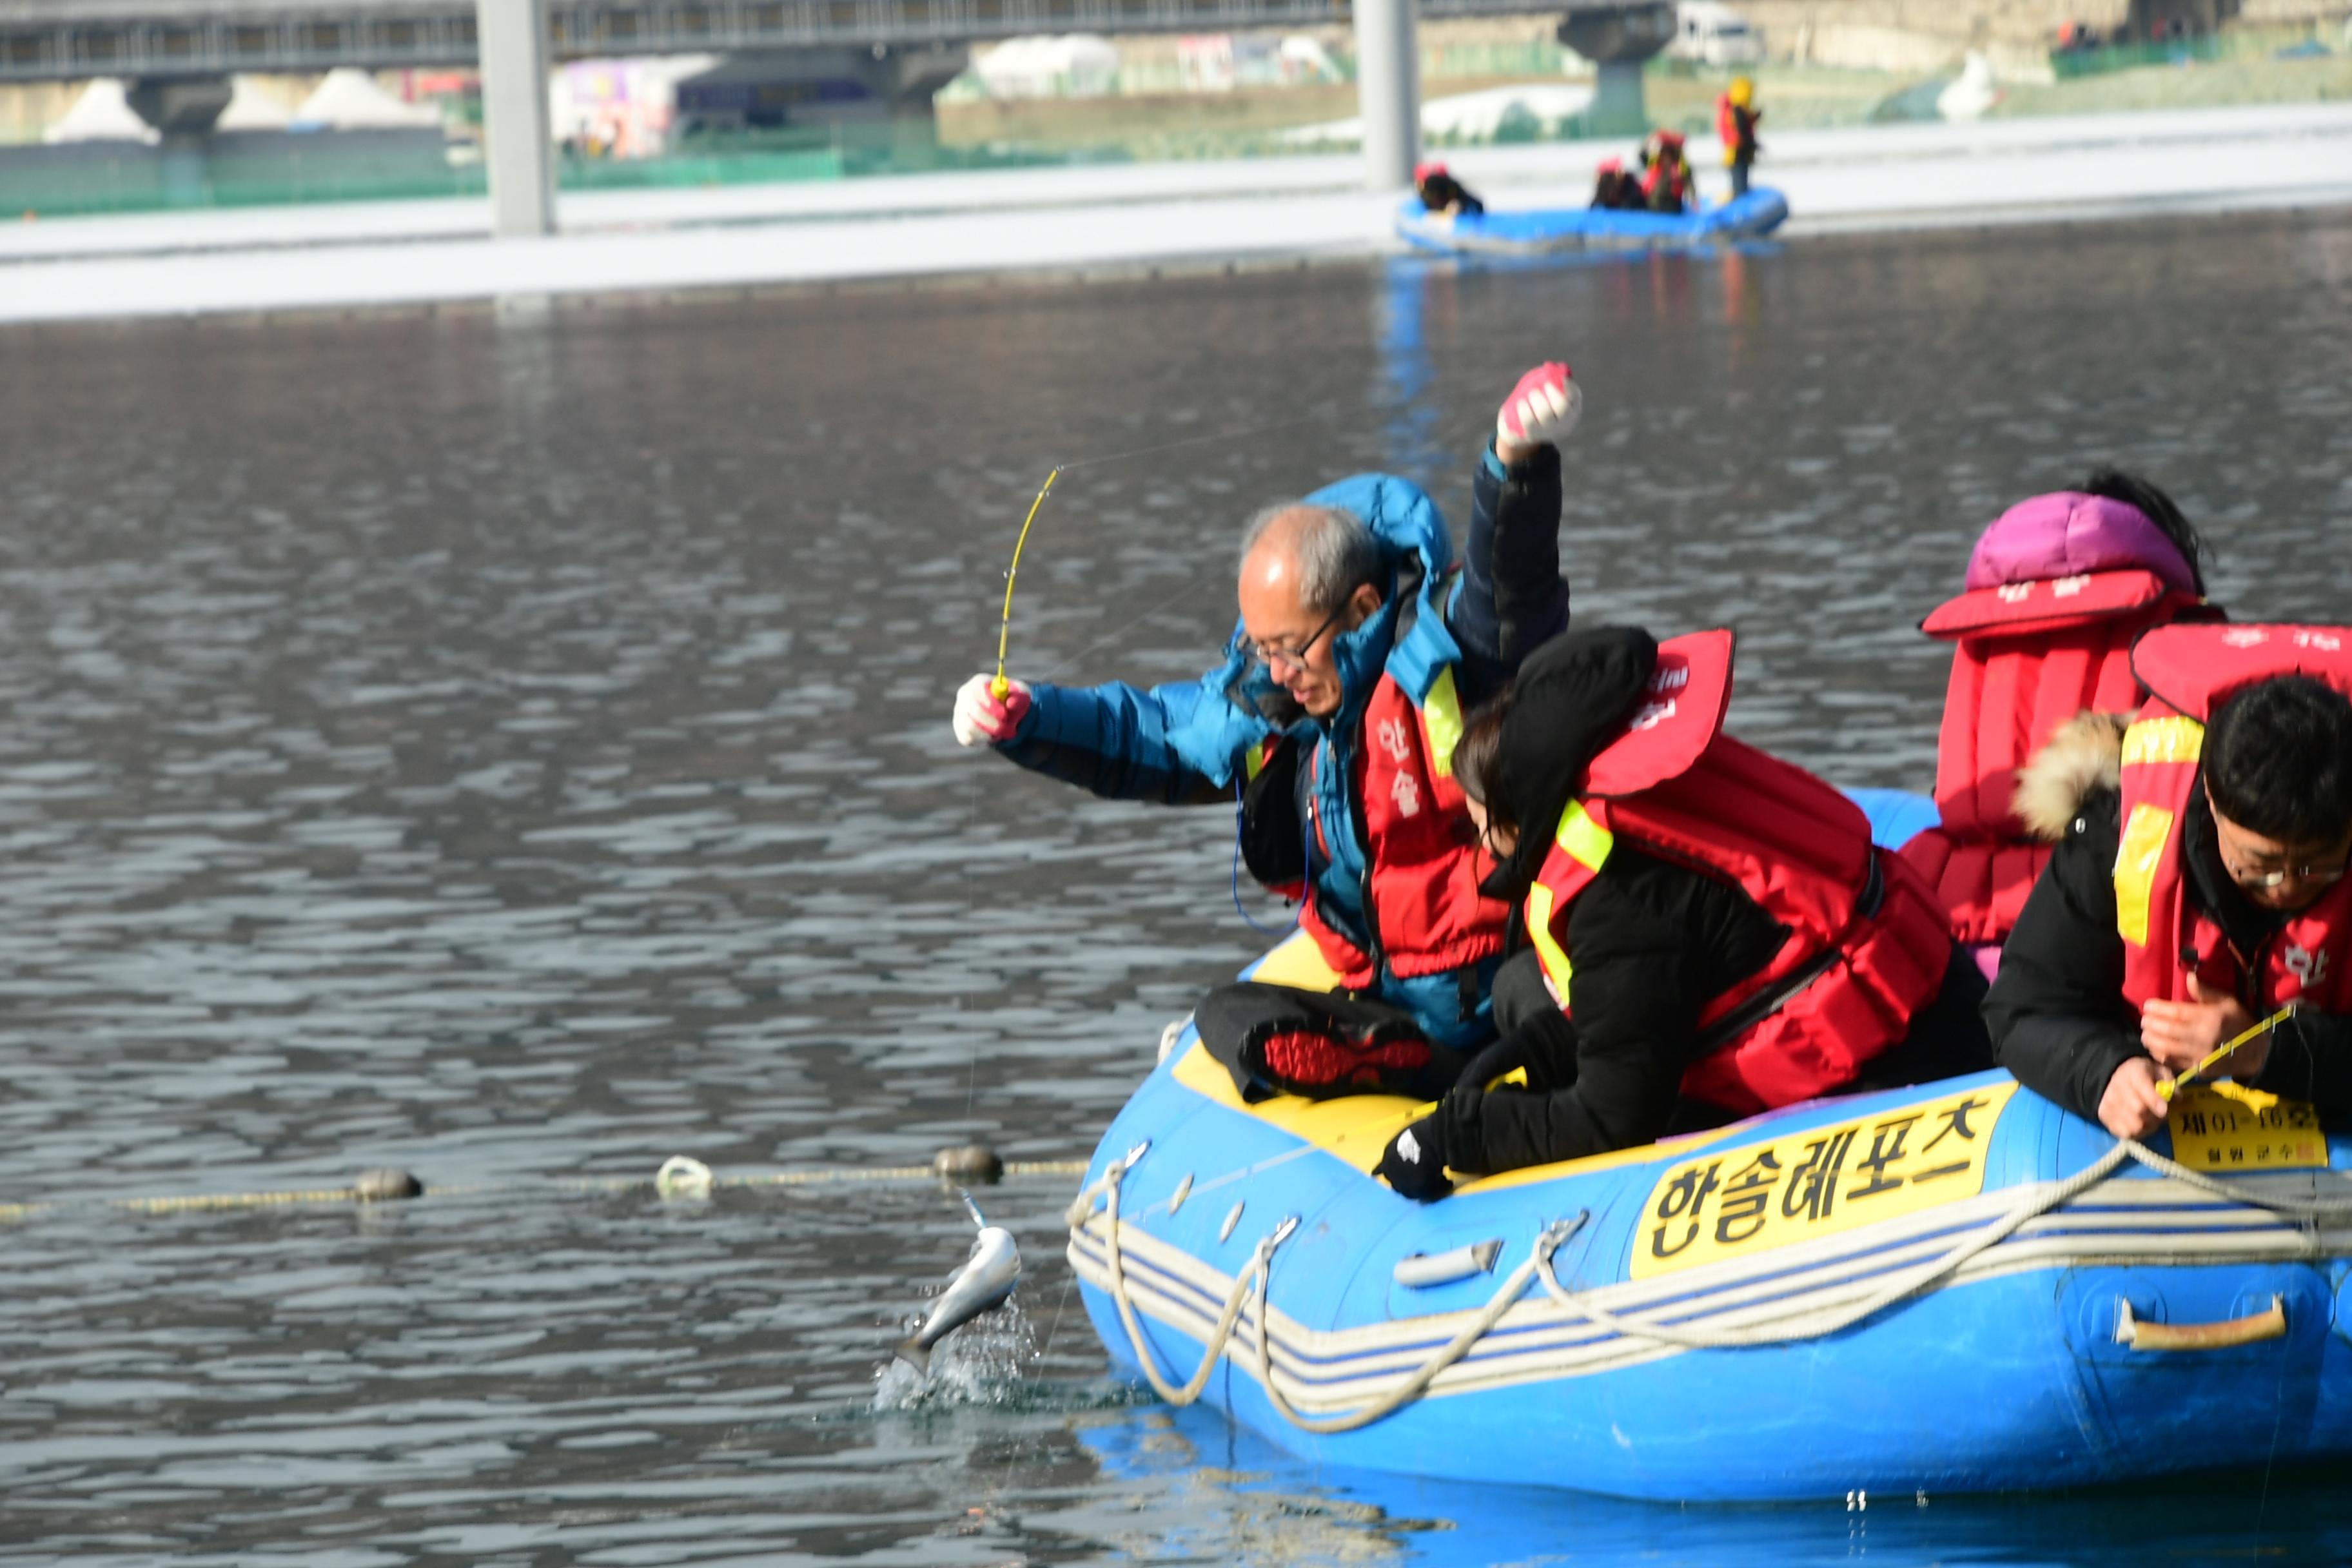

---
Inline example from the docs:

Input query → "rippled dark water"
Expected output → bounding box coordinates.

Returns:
[3,208,2351,1564]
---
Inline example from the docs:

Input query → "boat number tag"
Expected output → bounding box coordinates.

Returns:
[2166,1083,2325,1171]
[1630,1081,2018,1280]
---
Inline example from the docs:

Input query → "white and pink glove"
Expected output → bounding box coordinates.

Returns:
[1496,362,1582,449]
[953,674,1032,747]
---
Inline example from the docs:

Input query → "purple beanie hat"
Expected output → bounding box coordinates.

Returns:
[1963,491,2199,596]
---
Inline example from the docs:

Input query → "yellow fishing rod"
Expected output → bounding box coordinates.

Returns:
[2158,1001,2298,1100]
[991,467,1061,701]
[981,414,1317,701]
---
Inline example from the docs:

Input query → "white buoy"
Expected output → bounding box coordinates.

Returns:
[1168,1173,1193,1214]
[1218,1200,1244,1243]
[656,1155,714,1199]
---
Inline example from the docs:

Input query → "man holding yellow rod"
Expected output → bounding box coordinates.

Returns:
[1988,624,2352,1140]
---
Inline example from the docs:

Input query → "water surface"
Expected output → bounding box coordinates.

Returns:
[3,208,2351,1563]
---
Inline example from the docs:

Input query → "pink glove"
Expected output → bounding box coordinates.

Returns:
[1496,362,1582,448]
[953,674,1032,747]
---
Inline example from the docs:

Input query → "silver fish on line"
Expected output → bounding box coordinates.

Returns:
[894,1193,1022,1373]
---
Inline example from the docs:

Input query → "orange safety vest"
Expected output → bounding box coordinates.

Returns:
[1522,631,1955,1115]
[1901,564,2208,946]
[1293,666,1514,990]
[2115,623,2352,1015]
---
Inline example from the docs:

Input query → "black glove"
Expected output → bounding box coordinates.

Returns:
[1377,1115,1454,1202]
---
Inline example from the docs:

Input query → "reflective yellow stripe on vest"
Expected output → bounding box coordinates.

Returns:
[1423,665,1464,779]
[1244,738,1271,782]
[2113,716,2202,948]
[2114,803,2175,949]
[1527,800,1616,1001]
[2122,715,2204,768]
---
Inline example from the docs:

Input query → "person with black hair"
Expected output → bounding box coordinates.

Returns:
[1988,625,2352,1139]
[1413,161,1485,217]
[1371,625,1993,1201]
[1903,469,2221,973]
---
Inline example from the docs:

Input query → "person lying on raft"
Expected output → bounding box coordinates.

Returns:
[1986,625,2352,1141]
[1374,625,1995,1200]
[1589,158,1645,212]
[953,364,1583,1101]
[1415,161,1485,217]
[1901,469,2219,975]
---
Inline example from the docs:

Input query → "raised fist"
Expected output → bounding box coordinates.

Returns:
[1496,362,1582,449]
[953,673,1032,747]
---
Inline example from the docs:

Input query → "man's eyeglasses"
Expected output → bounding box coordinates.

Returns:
[1245,603,1349,676]
[2221,846,2352,892]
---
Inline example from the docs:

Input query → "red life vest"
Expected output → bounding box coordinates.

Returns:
[1523,631,1955,1115]
[1293,665,1513,990]
[1640,155,1689,208]
[1714,97,1754,157]
[2115,623,2352,1016]
[1900,565,2206,945]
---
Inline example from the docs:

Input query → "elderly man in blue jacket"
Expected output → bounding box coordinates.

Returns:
[954,364,1582,1101]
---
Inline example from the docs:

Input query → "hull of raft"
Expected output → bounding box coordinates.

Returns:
[1068,934,2352,1502]
[1395,188,1790,255]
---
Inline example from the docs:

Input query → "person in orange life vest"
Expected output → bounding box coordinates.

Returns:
[1589,157,1644,211]
[1415,161,1485,217]
[952,365,1582,1099]
[1716,77,1761,197]
[1373,625,1991,1200]
[1902,469,2219,975]
[1987,625,2352,1142]
[1640,131,1696,213]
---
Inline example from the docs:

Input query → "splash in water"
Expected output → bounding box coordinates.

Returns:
[873,1293,1039,1411]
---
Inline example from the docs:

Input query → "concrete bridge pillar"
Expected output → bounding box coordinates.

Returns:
[1558,0,1675,137]
[1353,0,1421,190]
[475,0,555,237]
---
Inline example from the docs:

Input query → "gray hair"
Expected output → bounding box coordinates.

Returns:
[1238,502,1386,616]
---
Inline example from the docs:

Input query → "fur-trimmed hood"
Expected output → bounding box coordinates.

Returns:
[2014,710,2131,841]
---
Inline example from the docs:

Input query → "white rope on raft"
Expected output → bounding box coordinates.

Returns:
[1079,1134,2352,1432]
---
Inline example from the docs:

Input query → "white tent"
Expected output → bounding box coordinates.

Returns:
[293,68,442,131]
[972,35,1121,99]
[42,79,159,144]
[215,75,295,132]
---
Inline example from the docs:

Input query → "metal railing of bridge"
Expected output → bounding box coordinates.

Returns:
[0,0,1573,83]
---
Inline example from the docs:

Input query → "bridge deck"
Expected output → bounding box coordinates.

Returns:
[0,0,1580,82]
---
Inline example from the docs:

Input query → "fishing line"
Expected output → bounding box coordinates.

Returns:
[986,413,1315,696]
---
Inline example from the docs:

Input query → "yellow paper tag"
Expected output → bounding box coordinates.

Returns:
[1629,1081,2019,1279]
[2166,1082,2326,1171]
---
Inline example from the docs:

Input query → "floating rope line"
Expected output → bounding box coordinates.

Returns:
[0,1157,1090,1226]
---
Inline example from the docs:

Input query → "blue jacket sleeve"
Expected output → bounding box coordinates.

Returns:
[995,669,1267,806]
[1451,440,1568,705]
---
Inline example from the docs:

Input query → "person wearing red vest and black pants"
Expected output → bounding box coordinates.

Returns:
[1375,625,1994,1200]
[1986,624,2352,1140]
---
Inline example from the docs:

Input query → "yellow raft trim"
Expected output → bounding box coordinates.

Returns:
[1181,923,1746,1188]
[1171,1041,1741,1186]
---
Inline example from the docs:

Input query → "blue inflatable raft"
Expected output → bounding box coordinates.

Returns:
[1068,928,2352,1501]
[1396,188,1789,255]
